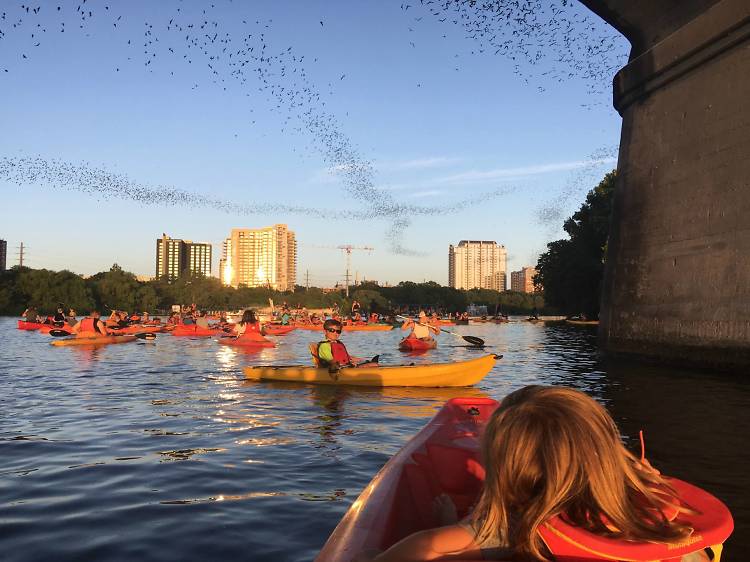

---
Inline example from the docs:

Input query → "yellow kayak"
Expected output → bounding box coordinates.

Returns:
[243,354,500,387]
[51,335,138,347]
[565,319,599,326]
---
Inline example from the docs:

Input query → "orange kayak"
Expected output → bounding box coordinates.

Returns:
[317,399,734,562]
[170,325,225,337]
[217,335,275,348]
[17,320,44,330]
[263,324,297,336]
[51,335,138,347]
[398,336,437,351]
[109,325,167,335]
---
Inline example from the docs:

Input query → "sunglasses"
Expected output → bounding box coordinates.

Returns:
[326,328,342,334]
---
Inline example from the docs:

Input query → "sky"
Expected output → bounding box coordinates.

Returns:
[0,0,630,287]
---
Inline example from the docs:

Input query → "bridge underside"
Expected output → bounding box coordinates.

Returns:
[581,0,750,370]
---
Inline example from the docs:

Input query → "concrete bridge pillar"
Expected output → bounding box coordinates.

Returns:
[580,0,750,370]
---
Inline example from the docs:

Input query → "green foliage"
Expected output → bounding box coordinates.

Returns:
[535,170,616,318]
[0,266,550,316]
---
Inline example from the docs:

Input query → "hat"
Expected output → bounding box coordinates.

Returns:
[418,311,426,318]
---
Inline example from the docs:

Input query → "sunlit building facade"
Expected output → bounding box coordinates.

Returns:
[449,240,507,291]
[156,234,212,280]
[220,224,297,291]
[511,266,537,293]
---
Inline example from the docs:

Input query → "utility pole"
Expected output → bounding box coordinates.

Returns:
[16,242,25,267]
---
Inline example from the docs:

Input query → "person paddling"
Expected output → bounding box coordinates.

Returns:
[21,305,40,324]
[401,311,439,343]
[316,319,379,376]
[70,310,110,338]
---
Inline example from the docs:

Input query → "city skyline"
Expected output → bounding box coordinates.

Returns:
[0,1,625,285]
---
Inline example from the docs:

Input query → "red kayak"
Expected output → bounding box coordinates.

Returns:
[263,324,297,336]
[317,398,734,562]
[217,334,275,348]
[398,336,437,351]
[17,320,44,330]
[170,325,225,337]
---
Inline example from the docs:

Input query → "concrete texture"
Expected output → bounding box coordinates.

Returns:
[582,0,750,370]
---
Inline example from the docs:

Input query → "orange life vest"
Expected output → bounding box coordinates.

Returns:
[79,317,102,335]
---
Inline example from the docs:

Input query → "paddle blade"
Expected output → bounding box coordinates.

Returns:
[463,335,485,347]
[49,329,73,337]
[135,332,157,340]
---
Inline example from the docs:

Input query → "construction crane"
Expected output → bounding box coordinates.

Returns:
[338,245,374,297]
[302,244,374,296]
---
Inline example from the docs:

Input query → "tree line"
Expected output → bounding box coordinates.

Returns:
[0,264,545,317]
[534,170,616,318]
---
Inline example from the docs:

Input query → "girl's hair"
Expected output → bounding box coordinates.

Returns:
[240,309,257,325]
[471,385,693,561]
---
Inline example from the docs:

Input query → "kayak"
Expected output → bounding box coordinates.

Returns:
[317,398,734,562]
[244,354,498,387]
[217,335,275,348]
[436,319,455,326]
[109,325,167,335]
[170,325,225,337]
[51,335,138,347]
[316,397,498,561]
[566,319,599,326]
[263,324,297,336]
[398,336,437,352]
[294,324,394,332]
[491,316,510,323]
[17,320,44,330]
[38,323,69,333]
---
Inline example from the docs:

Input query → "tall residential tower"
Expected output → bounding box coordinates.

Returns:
[220,224,297,291]
[0,239,6,271]
[155,234,212,280]
[448,240,507,291]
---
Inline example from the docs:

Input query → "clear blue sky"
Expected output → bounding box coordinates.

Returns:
[0,1,629,287]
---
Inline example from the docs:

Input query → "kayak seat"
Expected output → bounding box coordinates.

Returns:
[309,343,321,367]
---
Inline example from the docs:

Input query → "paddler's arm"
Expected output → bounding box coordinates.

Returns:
[317,342,334,364]
[357,524,481,562]
[401,319,413,331]
[97,320,111,335]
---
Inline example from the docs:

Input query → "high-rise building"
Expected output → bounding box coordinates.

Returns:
[220,224,297,291]
[448,240,507,291]
[0,239,6,271]
[511,266,538,293]
[155,234,212,280]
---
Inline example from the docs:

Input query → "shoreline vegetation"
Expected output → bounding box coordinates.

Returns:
[0,264,545,318]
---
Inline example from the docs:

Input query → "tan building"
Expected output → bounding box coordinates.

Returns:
[511,266,537,293]
[448,240,507,291]
[220,224,297,291]
[156,234,212,280]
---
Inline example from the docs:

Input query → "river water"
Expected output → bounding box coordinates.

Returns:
[1,317,747,560]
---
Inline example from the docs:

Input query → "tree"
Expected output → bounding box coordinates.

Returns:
[535,170,616,317]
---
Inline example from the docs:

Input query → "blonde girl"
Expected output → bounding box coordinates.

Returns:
[364,385,702,562]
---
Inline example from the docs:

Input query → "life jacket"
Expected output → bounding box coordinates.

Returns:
[236,322,269,342]
[79,317,102,335]
[317,340,352,366]
[537,477,733,562]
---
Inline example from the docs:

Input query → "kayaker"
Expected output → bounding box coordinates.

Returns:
[53,306,67,325]
[21,306,40,323]
[401,311,439,342]
[233,309,262,336]
[195,310,211,329]
[359,385,704,562]
[71,310,110,337]
[67,308,77,326]
[316,319,378,373]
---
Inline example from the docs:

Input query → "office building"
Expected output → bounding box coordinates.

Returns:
[220,224,297,291]
[0,239,6,271]
[155,234,212,280]
[511,266,538,293]
[449,240,507,291]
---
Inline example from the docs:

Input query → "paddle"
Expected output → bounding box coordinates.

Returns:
[49,329,156,340]
[396,315,485,347]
